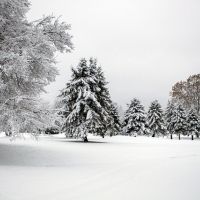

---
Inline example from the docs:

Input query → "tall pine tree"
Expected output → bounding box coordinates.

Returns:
[60,58,120,141]
[88,58,121,136]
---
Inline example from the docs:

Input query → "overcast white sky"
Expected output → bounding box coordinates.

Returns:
[28,0,200,109]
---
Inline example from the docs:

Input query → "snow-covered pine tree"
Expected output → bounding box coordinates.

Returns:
[186,109,199,140]
[0,0,73,136]
[147,100,166,137]
[58,82,73,138]
[165,100,176,139]
[88,58,112,137]
[60,59,110,142]
[89,58,121,136]
[170,104,187,140]
[123,98,146,136]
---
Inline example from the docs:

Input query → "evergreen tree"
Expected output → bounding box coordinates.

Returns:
[88,58,121,136]
[186,109,199,140]
[123,98,146,136]
[147,100,166,137]
[60,58,113,141]
[87,58,111,137]
[94,62,112,118]
[165,100,176,139]
[171,104,187,140]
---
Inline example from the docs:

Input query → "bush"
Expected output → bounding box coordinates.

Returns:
[45,127,59,135]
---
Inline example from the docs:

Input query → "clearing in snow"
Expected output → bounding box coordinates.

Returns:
[0,134,200,200]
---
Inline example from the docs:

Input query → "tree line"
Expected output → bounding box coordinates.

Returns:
[1,0,199,141]
[57,59,200,141]
[123,99,200,140]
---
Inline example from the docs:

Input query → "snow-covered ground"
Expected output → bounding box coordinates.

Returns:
[0,134,200,200]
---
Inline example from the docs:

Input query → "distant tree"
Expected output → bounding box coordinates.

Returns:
[147,100,166,137]
[0,0,73,136]
[186,109,199,140]
[170,104,187,140]
[170,74,200,114]
[123,98,146,136]
[165,100,176,139]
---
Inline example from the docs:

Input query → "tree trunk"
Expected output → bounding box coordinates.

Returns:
[170,133,173,139]
[83,136,88,142]
[152,133,155,137]
[191,135,194,140]
[178,133,181,140]
[5,131,12,137]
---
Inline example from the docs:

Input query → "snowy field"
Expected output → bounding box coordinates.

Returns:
[0,134,200,200]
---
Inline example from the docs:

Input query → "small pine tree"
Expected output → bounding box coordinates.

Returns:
[147,100,166,137]
[171,104,187,140]
[165,100,176,139]
[186,109,199,140]
[123,98,146,136]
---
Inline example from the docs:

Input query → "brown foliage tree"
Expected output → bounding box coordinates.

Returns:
[170,74,200,114]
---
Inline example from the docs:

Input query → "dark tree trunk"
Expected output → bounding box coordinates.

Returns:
[170,134,173,139]
[178,133,181,140]
[196,133,199,138]
[191,135,194,140]
[152,133,155,137]
[5,131,12,137]
[83,136,88,142]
